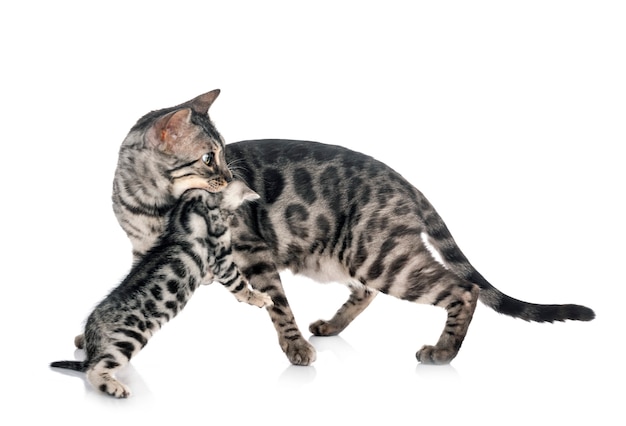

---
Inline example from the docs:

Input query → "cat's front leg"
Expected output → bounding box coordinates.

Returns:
[232,247,316,365]
[269,291,317,365]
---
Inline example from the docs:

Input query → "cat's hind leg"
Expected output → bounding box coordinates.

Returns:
[309,284,377,336]
[414,280,479,364]
[370,247,479,364]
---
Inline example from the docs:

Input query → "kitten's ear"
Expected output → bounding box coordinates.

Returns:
[188,89,220,115]
[146,108,194,152]
[221,180,260,211]
[240,185,261,203]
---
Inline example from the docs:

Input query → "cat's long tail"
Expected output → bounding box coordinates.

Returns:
[50,360,87,372]
[422,224,595,323]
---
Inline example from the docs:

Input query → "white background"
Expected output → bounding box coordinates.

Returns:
[1,1,624,425]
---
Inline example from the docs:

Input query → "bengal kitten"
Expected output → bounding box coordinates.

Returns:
[51,182,271,398]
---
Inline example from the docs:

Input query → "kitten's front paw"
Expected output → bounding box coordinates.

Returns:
[416,345,457,365]
[281,338,317,366]
[249,291,274,308]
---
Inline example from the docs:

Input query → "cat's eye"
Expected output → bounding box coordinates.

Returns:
[201,152,214,165]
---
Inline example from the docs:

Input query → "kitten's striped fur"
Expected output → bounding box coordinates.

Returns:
[51,183,271,398]
[110,90,594,366]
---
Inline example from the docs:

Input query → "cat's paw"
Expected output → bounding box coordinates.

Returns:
[308,319,341,336]
[281,338,317,366]
[416,345,457,365]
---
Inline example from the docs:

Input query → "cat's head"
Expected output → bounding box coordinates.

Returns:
[113,89,235,259]
[220,180,260,212]
[121,89,233,198]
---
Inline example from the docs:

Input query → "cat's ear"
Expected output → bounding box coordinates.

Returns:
[188,89,220,115]
[146,108,194,152]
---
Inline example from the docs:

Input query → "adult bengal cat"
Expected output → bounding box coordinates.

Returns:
[112,89,594,365]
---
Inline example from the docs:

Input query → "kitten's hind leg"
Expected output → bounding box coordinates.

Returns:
[74,334,85,349]
[309,284,377,336]
[416,282,479,364]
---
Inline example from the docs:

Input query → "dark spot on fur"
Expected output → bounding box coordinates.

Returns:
[272,294,288,308]
[114,341,135,359]
[320,166,341,212]
[124,315,140,327]
[170,259,187,278]
[293,168,317,204]
[285,204,309,239]
[150,285,163,301]
[105,360,120,369]
[263,168,284,204]
[387,254,410,277]
[350,234,369,274]
[310,214,331,253]
[188,276,197,291]
[242,262,275,277]
[165,301,179,314]
[167,280,179,294]
[367,257,384,280]
[144,299,158,315]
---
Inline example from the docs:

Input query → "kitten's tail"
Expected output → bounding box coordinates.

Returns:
[50,360,87,372]
[422,224,595,323]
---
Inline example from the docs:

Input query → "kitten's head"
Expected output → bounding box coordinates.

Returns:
[220,180,260,212]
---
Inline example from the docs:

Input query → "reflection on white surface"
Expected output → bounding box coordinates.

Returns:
[278,365,317,386]
[414,363,459,380]
[308,335,358,361]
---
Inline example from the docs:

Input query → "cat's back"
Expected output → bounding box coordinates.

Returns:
[227,139,380,173]
[226,139,418,206]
